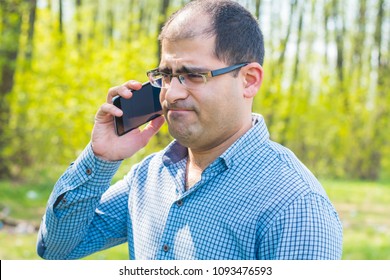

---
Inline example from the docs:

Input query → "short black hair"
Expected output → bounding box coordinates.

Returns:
[159,0,265,66]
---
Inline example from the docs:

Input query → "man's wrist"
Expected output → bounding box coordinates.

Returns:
[90,142,123,162]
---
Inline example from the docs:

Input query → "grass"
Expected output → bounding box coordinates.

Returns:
[322,179,390,259]
[0,232,129,260]
[1,178,390,259]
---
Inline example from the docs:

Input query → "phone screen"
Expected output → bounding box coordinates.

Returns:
[113,82,162,136]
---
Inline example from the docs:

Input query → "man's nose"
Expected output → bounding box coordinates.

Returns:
[164,77,188,104]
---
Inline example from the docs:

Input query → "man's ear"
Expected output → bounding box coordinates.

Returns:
[242,62,263,99]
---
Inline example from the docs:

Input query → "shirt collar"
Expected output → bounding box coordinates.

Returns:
[219,113,269,168]
[162,113,270,168]
[162,141,188,166]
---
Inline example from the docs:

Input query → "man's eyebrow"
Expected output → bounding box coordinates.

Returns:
[180,65,211,73]
[158,65,210,73]
[158,66,172,73]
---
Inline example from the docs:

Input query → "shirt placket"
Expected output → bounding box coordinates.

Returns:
[156,159,228,259]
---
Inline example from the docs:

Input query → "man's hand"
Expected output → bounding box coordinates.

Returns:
[91,80,165,161]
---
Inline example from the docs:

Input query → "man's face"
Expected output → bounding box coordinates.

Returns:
[159,35,250,152]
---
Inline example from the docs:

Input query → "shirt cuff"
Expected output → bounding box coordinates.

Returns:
[72,142,122,184]
[47,143,122,206]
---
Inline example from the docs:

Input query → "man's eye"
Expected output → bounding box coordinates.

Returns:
[186,73,204,80]
[159,73,171,79]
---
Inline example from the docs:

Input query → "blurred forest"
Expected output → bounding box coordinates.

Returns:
[0,0,389,182]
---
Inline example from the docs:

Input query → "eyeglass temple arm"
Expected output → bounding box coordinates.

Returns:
[210,63,249,77]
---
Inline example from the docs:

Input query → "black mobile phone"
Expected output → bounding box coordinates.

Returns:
[113,81,162,136]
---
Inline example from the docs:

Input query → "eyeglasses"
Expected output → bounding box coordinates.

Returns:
[146,62,249,90]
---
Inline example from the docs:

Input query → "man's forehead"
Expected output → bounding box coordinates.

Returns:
[159,36,217,70]
[158,53,198,71]
[162,10,213,41]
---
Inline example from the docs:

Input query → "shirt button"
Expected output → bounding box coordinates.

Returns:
[85,168,92,175]
[176,200,183,207]
[162,244,170,252]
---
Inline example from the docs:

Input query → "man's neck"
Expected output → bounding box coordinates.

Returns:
[188,118,253,169]
[185,119,253,189]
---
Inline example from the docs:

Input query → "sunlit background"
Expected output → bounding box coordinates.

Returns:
[0,0,389,259]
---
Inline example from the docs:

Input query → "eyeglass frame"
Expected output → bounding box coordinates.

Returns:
[146,62,249,89]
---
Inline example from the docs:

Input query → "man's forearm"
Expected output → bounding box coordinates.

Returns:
[37,143,122,259]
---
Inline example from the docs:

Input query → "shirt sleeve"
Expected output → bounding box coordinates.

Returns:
[36,143,129,259]
[257,192,343,260]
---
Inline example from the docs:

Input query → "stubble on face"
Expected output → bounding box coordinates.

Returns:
[159,13,251,153]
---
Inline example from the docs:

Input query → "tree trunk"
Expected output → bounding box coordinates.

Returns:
[323,1,331,64]
[59,0,63,34]
[0,0,23,178]
[280,2,304,146]
[157,0,170,61]
[255,0,262,19]
[76,0,82,46]
[292,5,303,82]
[277,0,298,67]
[332,0,345,83]
[25,0,37,61]
[351,0,367,76]
[366,0,387,180]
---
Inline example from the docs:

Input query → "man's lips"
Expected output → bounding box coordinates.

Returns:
[164,104,194,113]
[168,108,192,112]
[166,109,193,116]
[165,107,195,120]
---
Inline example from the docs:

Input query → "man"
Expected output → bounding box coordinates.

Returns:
[37,0,342,260]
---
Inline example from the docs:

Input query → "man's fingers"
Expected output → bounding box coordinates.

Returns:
[95,103,123,122]
[106,86,131,103]
[139,116,165,145]
[124,80,142,90]
[106,80,142,103]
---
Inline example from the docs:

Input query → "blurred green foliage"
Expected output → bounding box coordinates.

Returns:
[5,7,163,176]
[0,0,389,261]
[1,0,389,181]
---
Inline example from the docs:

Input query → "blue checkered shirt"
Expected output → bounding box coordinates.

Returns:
[37,114,342,259]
